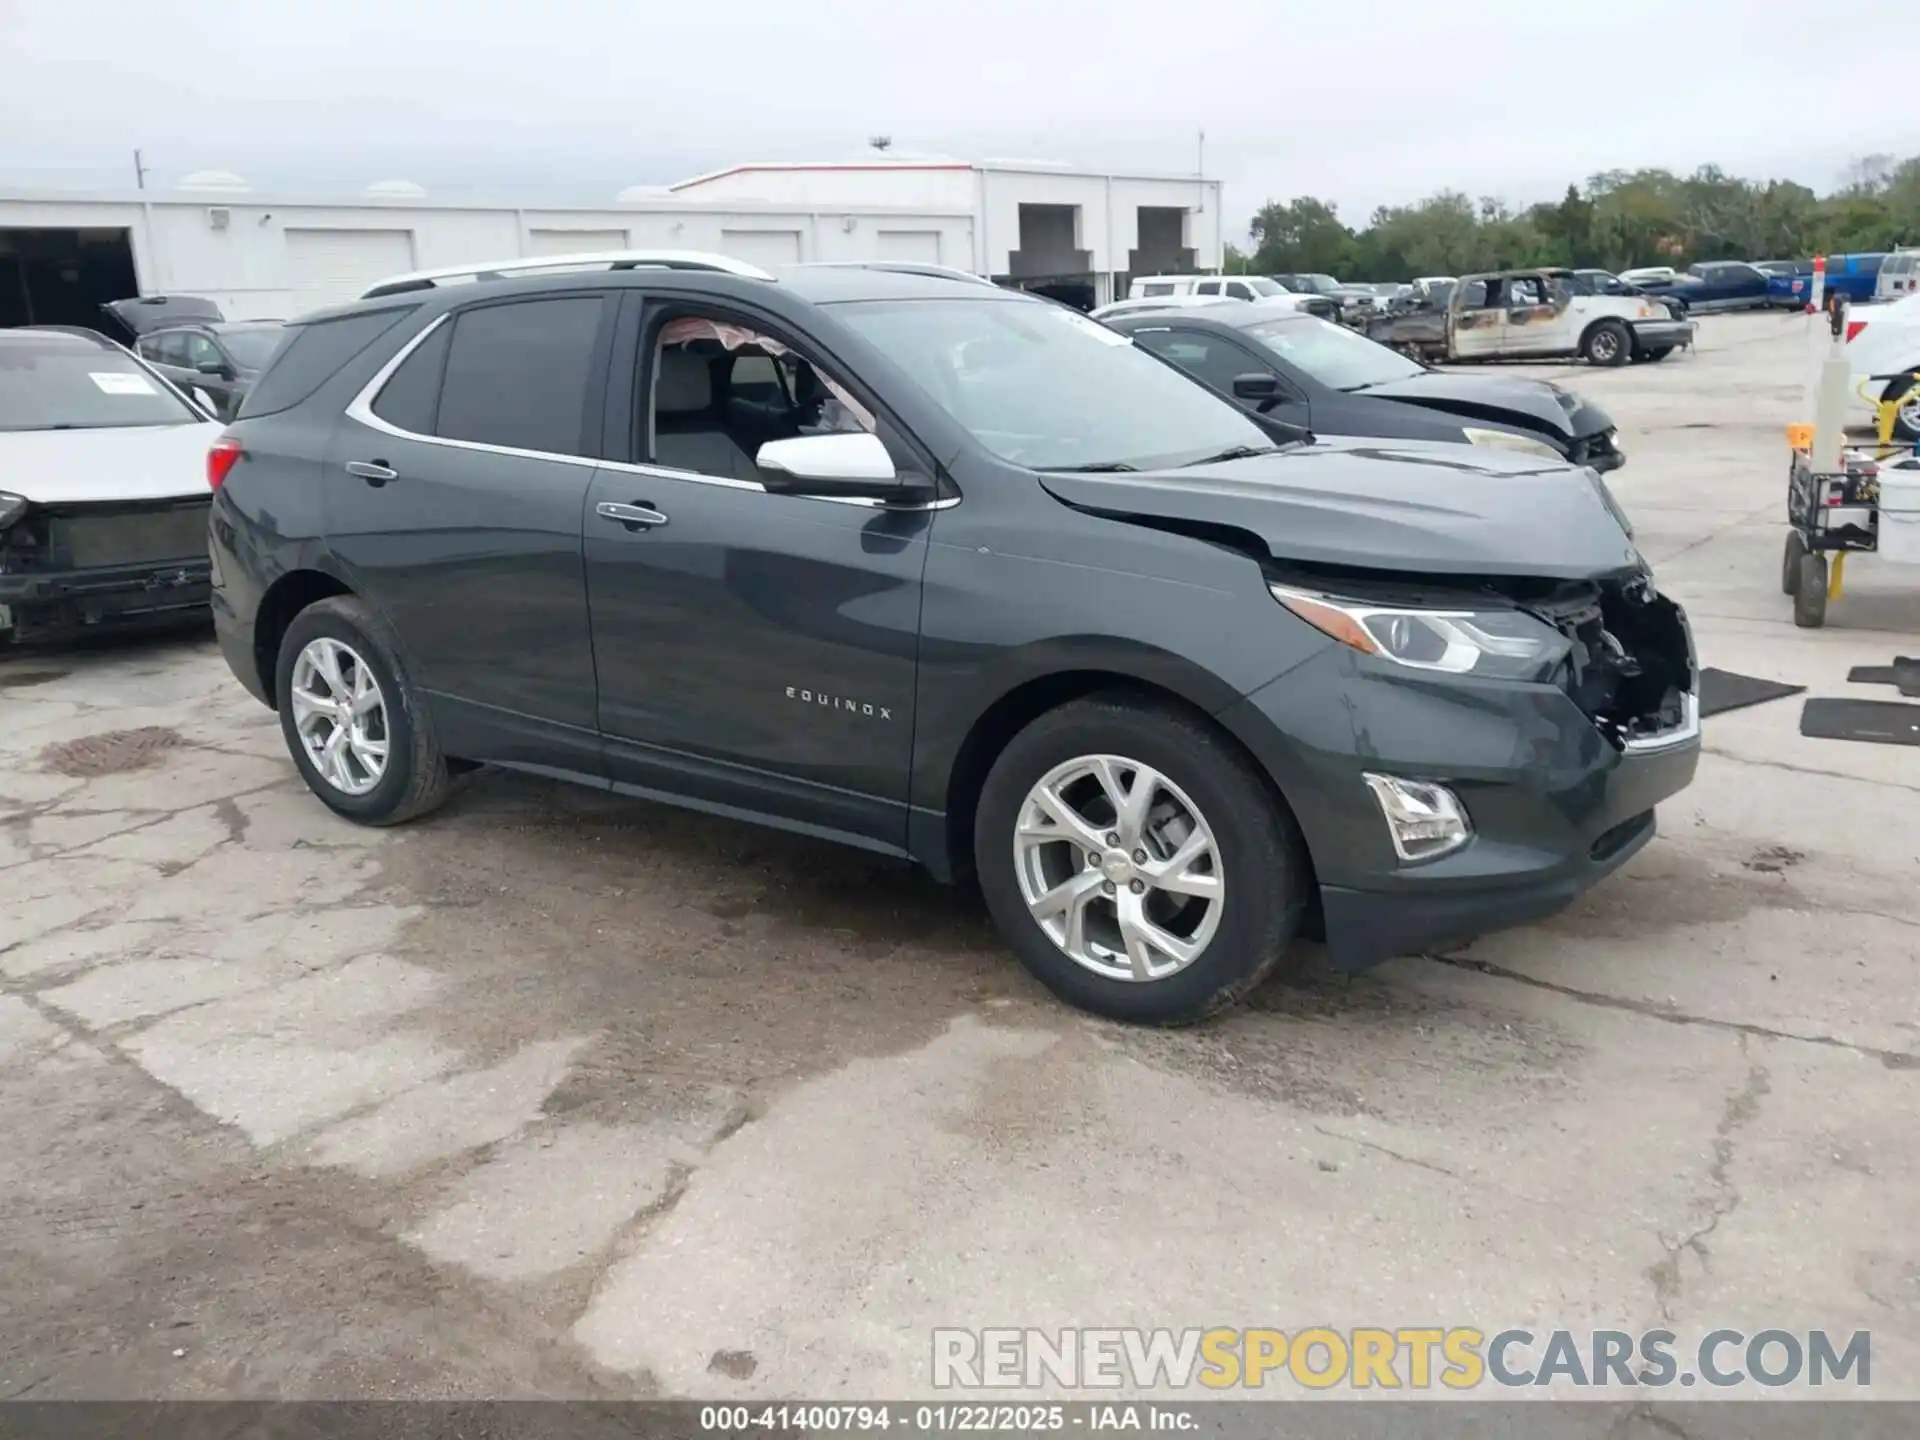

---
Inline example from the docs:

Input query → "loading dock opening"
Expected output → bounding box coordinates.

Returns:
[0,227,138,329]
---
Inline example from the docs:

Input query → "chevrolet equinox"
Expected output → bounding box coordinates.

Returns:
[207,252,1701,1025]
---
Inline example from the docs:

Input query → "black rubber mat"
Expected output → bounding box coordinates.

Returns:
[1800,698,1920,746]
[1698,668,1806,718]
[1846,657,1920,697]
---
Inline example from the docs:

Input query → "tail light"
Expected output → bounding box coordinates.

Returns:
[207,435,243,490]
[1846,321,1868,343]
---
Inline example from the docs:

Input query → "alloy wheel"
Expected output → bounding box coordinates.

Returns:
[1013,753,1224,983]
[289,637,390,797]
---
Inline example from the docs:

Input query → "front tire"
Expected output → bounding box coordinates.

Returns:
[1782,531,1806,595]
[1644,346,1674,362]
[1583,320,1632,367]
[973,693,1309,1025]
[275,595,452,825]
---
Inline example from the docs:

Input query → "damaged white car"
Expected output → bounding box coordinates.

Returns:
[0,326,220,646]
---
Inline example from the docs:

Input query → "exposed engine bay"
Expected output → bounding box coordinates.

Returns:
[0,496,212,643]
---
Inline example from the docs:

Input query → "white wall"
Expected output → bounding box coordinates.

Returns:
[1,164,1219,319]
[0,192,976,316]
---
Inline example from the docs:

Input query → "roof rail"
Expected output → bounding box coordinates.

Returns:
[798,261,999,287]
[360,249,776,299]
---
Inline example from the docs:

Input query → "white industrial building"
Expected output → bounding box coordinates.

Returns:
[0,157,1224,327]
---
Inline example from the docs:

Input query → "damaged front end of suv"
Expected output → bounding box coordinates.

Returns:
[1040,439,1701,970]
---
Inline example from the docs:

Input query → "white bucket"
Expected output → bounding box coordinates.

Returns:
[1881,466,1920,565]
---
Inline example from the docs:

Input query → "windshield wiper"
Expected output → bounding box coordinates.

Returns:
[1038,461,1138,473]
[1180,445,1282,467]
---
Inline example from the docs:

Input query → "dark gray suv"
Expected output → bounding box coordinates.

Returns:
[207,252,1700,1024]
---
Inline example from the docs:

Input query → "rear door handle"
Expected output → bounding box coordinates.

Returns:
[346,460,398,485]
[596,501,669,530]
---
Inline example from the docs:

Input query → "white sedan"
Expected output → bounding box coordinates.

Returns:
[0,327,221,645]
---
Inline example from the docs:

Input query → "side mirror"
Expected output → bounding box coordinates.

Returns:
[196,357,233,379]
[755,432,913,500]
[1232,373,1283,411]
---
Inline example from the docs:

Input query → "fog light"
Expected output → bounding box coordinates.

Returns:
[1362,773,1472,863]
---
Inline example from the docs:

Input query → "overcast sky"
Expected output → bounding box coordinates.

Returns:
[5,0,1918,236]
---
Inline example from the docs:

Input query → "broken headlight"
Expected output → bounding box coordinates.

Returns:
[1270,584,1572,681]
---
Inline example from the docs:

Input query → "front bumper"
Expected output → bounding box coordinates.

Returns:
[1630,318,1696,350]
[1218,645,1701,970]
[0,559,211,643]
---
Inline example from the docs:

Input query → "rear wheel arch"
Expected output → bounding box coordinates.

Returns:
[252,568,353,706]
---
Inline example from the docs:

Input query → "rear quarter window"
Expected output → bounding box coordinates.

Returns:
[235,306,416,418]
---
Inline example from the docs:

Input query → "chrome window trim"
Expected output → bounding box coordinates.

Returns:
[342,312,958,513]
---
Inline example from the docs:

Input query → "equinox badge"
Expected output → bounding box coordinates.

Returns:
[787,685,892,720]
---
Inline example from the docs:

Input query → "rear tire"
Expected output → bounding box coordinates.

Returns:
[973,693,1309,1025]
[1582,320,1632,367]
[1792,552,1828,628]
[275,595,452,825]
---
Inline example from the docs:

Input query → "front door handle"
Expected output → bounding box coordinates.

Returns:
[346,460,398,486]
[596,501,669,530]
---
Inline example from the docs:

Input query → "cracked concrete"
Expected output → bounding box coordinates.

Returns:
[1,314,1917,1403]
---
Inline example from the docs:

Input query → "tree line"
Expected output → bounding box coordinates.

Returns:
[1228,155,1920,282]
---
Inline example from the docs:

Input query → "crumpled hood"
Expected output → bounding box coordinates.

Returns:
[1354,370,1612,441]
[0,422,221,504]
[1039,439,1642,580]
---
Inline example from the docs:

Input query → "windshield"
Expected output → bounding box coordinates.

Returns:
[220,327,284,369]
[1241,277,1286,297]
[836,297,1270,471]
[0,335,201,431]
[1296,274,1340,294]
[1244,315,1426,390]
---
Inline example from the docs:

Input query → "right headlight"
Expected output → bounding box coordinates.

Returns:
[1460,427,1563,461]
[1269,584,1572,681]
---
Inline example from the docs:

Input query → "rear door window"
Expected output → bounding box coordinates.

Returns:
[432,296,608,458]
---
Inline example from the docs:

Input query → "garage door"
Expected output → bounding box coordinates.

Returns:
[877,231,943,264]
[527,228,628,257]
[719,230,802,268]
[284,229,416,313]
